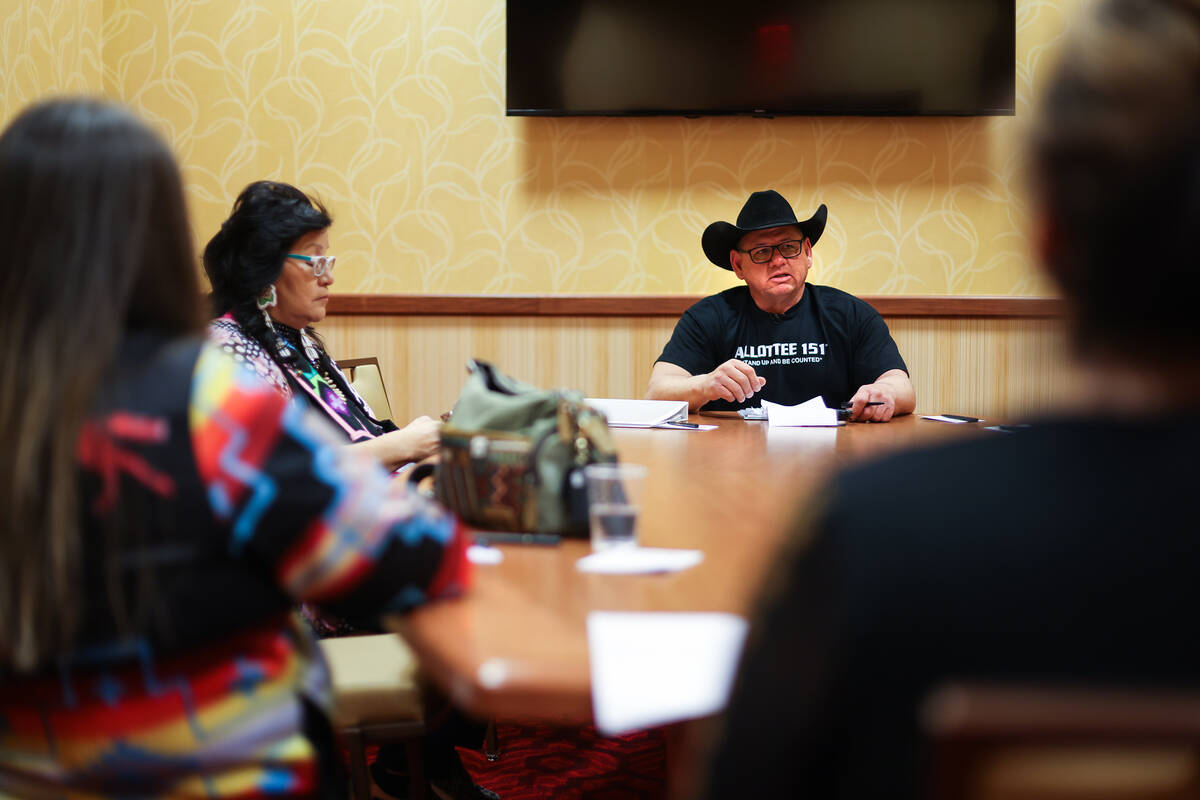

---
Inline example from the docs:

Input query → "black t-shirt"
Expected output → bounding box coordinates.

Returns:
[656,284,908,411]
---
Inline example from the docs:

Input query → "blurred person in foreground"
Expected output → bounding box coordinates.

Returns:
[700,0,1200,797]
[0,98,469,798]
[204,181,441,472]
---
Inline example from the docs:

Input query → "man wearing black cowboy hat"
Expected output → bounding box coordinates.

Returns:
[646,190,914,420]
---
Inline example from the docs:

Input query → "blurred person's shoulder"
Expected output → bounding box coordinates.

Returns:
[820,415,1199,540]
[105,332,205,399]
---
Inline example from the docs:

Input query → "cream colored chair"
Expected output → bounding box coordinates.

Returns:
[319,633,427,800]
[924,684,1200,800]
[337,356,394,422]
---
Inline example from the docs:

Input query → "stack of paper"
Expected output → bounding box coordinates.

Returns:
[762,396,840,426]
[585,398,690,428]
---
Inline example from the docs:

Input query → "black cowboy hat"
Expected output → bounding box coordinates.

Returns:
[701,190,828,270]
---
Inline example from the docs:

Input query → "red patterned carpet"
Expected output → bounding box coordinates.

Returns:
[457,722,666,800]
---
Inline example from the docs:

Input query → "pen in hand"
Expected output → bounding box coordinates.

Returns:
[839,401,885,409]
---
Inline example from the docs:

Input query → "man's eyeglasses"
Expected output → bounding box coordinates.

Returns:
[287,254,336,276]
[737,239,805,264]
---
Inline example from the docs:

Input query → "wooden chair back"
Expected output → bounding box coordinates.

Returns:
[336,356,394,422]
[924,684,1200,800]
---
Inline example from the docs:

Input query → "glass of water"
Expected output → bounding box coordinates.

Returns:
[584,462,647,551]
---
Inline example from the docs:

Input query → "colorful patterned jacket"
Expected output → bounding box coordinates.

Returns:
[0,335,468,799]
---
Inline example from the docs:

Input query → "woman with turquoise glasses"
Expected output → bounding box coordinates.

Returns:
[204,181,441,471]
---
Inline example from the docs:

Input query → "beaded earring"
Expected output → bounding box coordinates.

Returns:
[257,284,290,359]
[298,329,321,363]
[257,283,277,311]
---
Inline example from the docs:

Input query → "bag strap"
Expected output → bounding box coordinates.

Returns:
[467,359,520,395]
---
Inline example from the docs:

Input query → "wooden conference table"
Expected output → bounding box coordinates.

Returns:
[389,413,972,722]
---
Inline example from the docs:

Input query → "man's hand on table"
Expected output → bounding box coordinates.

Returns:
[845,369,915,422]
[701,359,766,405]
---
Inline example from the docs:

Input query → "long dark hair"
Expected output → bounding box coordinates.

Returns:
[0,98,202,671]
[202,181,332,364]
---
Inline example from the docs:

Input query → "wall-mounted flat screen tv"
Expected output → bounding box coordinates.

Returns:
[507,0,1015,117]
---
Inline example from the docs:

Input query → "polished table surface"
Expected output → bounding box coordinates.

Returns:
[390,413,974,721]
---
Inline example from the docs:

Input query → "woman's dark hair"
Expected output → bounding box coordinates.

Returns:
[1030,0,1200,359]
[0,98,201,671]
[202,181,331,363]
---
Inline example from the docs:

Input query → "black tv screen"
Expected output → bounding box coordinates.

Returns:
[507,0,1015,117]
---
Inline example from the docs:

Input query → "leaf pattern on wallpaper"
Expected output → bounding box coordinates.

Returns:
[7,0,1075,297]
[1,0,101,122]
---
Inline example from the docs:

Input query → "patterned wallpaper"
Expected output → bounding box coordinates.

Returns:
[1,0,101,120]
[6,0,1080,297]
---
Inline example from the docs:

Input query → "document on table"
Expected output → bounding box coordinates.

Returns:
[585,398,716,430]
[762,396,840,426]
[585,398,687,427]
[587,611,749,735]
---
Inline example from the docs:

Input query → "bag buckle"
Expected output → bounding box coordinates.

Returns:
[469,434,489,459]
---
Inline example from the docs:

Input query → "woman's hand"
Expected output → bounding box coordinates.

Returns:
[394,415,442,463]
[356,415,443,470]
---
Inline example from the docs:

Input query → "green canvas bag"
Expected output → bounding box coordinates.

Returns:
[436,360,616,535]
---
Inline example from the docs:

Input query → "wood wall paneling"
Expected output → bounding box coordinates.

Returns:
[327,294,1065,318]
[320,311,1073,426]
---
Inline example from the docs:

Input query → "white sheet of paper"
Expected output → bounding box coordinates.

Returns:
[920,414,981,424]
[576,547,704,575]
[584,398,690,427]
[762,396,840,426]
[588,611,749,735]
[467,544,504,565]
[653,422,718,431]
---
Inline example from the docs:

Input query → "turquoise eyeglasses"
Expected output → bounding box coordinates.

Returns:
[286,253,336,276]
